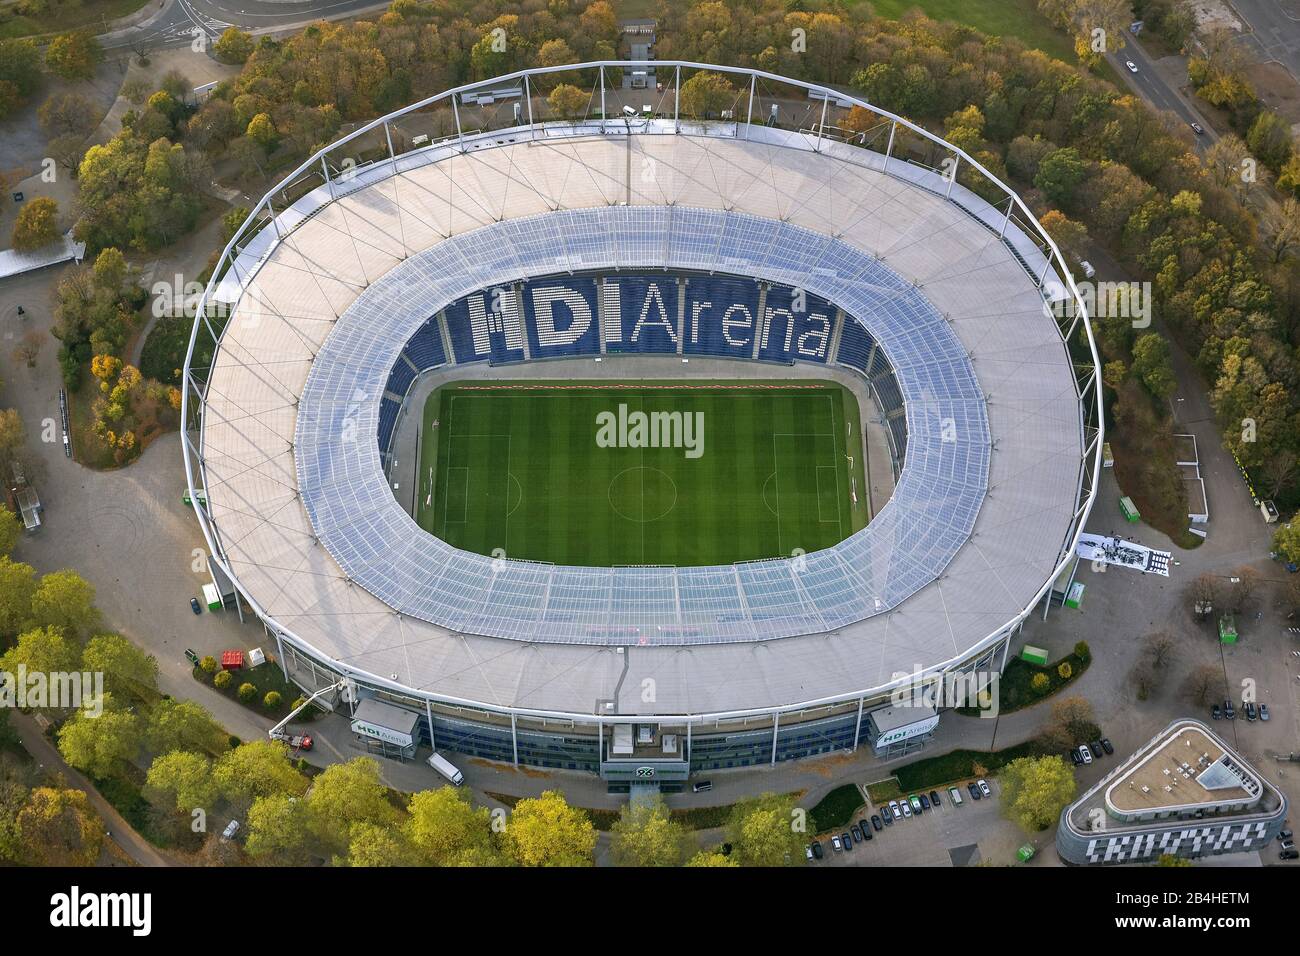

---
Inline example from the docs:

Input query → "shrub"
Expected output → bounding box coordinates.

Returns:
[237,682,256,702]
[213,670,232,689]
[1073,641,1090,662]
[199,655,219,674]
[1057,661,1073,680]
[1031,672,1050,694]
[263,691,281,710]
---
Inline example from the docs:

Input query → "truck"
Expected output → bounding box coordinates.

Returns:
[427,752,463,785]
[269,730,313,751]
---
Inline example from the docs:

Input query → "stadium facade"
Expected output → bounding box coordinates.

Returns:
[183,64,1102,778]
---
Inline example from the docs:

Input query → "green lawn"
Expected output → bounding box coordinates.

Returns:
[809,783,866,833]
[416,380,869,567]
[856,0,1077,62]
[0,0,150,39]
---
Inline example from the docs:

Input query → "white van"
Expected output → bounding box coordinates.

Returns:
[948,786,963,805]
[427,752,464,785]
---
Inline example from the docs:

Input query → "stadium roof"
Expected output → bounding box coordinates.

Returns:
[194,113,1090,718]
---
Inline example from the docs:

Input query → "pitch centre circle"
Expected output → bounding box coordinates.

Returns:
[608,467,678,523]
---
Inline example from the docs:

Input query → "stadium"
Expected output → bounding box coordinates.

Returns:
[183,63,1102,780]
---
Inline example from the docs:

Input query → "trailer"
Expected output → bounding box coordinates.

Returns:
[427,752,464,786]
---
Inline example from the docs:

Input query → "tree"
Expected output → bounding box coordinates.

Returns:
[1130,333,1177,399]
[11,198,61,252]
[213,740,309,808]
[502,790,597,866]
[144,751,217,813]
[45,32,102,81]
[1246,111,1293,172]
[17,787,103,866]
[405,786,499,866]
[610,794,691,866]
[146,698,226,756]
[29,569,99,636]
[0,558,37,637]
[0,625,79,680]
[0,39,42,119]
[1224,566,1259,612]
[679,71,736,120]
[685,850,738,866]
[724,792,805,867]
[305,757,401,858]
[244,791,314,862]
[38,93,98,140]
[1039,696,1098,751]
[57,704,141,779]
[1129,658,1158,700]
[546,83,587,120]
[1185,572,1220,620]
[0,508,20,558]
[1142,630,1176,670]
[998,755,1076,832]
[1039,208,1089,265]
[48,134,88,175]
[82,633,157,701]
[1034,147,1088,206]
[245,112,278,151]
[1180,664,1225,707]
[213,28,255,64]
[347,821,420,866]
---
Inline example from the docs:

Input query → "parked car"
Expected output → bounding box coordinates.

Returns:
[948,786,963,805]
[1079,744,1093,765]
[850,824,862,843]
[841,832,854,851]
[1089,741,1104,759]
[1260,704,1270,722]
[1245,702,1257,722]
[908,795,922,813]
[977,779,991,797]
[1070,748,1083,766]
[860,820,872,840]
[806,844,815,861]
[881,808,893,827]
[1224,699,1235,719]
[1190,122,1204,135]
[870,814,882,832]
[190,597,202,615]
[1280,848,1299,860]
[1211,703,1221,720]
[692,780,712,793]
[918,793,930,810]
[901,801,912,818]
[1125,59,1138,73]
[1100,737,1114,755]
[889,800,902,820]
[967,781,981,800]
[1278,829,1293,842]
[929,790,942,808]
[811,841,824,860]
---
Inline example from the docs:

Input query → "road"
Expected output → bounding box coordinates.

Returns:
[99,0,392,54]
[1234,0,1300,81]
[1106,36,1216,152]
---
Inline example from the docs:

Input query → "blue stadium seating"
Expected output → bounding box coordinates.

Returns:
[523,277,600,358]
[385,359,416,399]
[680,275,760,358]
[378,397,401,459]
[404,319,446,371]
[605,275,681,354]
[444,286,527,364]
[759,284,835,363]
[835,316,874,372]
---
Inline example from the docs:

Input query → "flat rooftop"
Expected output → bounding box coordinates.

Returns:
[1105,722,1258,815]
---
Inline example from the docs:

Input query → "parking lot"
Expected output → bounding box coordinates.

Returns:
[808,779,1046,867]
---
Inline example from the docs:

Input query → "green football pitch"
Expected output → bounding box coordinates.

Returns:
[414,381,870,567]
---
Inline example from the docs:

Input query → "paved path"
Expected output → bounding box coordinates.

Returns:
[9,710,171,866]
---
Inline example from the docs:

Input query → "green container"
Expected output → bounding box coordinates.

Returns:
[1218,613,1237,645]
[1119,496,1140,523]
[1064,582,1085,609]
[1021,645,1049,666]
